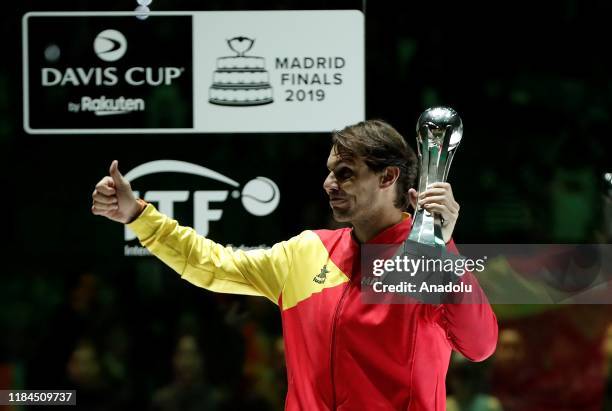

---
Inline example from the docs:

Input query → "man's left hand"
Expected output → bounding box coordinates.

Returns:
[408,182,460,243]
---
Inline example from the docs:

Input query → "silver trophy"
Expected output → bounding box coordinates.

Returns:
[407,107,463,247]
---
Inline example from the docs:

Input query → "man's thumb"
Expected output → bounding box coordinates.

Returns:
[109,160,127,187]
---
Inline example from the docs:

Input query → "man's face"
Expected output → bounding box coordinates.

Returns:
[323,146,384,223]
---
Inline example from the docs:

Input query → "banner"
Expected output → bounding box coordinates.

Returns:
[22,11,365,134]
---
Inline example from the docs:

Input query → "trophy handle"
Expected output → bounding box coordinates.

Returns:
[440,125,457,182]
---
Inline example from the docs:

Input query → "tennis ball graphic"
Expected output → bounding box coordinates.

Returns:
[241,177,280,216]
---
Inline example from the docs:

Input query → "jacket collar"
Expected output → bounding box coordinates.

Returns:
[350,212,413,246]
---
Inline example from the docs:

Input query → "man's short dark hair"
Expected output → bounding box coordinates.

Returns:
[332,119,418,211]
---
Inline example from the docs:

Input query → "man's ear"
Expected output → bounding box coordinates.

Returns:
[380,167,400,189]
[408,188,418,210]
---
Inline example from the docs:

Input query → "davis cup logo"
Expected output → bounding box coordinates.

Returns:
[93,29,127,62]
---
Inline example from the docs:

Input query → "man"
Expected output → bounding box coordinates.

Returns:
[91,120,498,410]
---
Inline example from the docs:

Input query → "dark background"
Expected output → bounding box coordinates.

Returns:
[1,1,611,410]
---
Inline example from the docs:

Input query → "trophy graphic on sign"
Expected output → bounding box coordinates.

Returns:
[209,36,274,106]
[408,107,464,247]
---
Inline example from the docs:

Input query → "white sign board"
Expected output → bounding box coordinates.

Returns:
[22,11,365,134]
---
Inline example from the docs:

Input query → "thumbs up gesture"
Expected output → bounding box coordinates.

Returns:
[91,160,143,224]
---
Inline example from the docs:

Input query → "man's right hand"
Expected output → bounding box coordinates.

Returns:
[91,160,143,224]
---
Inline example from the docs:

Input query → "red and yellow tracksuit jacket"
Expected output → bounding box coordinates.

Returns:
[128,204,498,411]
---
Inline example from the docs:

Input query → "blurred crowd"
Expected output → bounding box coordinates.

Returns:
[0,268,287,411]
[2,266,612,410]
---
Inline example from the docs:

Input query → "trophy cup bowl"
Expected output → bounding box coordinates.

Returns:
[407,107,464,247]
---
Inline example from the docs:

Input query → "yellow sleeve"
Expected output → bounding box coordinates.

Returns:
[127,203,301,304]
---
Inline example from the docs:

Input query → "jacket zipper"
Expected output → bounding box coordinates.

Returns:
[329,277,352,410]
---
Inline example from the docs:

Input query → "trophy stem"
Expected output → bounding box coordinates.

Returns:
[408,208,445,246]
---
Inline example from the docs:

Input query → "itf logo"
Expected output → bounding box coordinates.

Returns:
[93,29,127,62]
[123,160,281,246]
[209,36,273,106]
